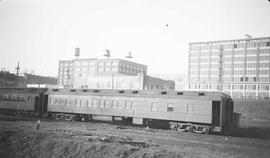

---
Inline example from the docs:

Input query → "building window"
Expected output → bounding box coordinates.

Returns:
[248,85,256,90]
[89,62,95,66]
[259,70,269,75]
[105,67,110,72]
[167,103,174,112]
[246,70,256,75]
[187,104,195,113]
[259,77,270,82]
[126,101,132,109]
[260,85,269,90]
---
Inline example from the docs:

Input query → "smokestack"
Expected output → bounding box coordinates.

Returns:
[74,47,80,59]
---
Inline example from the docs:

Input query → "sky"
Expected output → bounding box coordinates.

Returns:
[0,0,270,77]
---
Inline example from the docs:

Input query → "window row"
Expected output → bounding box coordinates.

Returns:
[211,58,220,63]
[259,70,270,75]
[260,49,270,54]
[98,62,118,66]
[75,62,96,67]
[75,67,96,72]
[190,51,199,57]
[49,97,195,113]
[119,63,144,70]
[260,63,269,68]
[98,67,118,72]
[119,68,139,74]
[234,56,244,61]
[234,50,245,55]
[60,62,73,67]
[189,84,221,90]
[190,84,269,91]
[50,97,132,109]
[200,58,209,63]
[247,63,257,68]
[0,94,32,102]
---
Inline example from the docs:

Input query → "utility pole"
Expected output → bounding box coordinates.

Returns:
[24,73,27,88]
[4,72,6,88]
[15,61,20,76]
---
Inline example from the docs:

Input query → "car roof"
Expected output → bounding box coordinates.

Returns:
[45,88,230,100]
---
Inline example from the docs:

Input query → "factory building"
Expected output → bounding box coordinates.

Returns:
[58,58,174,90]
[188,36,270,99]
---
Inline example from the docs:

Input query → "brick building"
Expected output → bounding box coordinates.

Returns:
[58,58,174,90]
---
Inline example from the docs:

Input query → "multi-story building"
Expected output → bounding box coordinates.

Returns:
[58,58,174,90]
[149,74,188,91]
[57,60,74,88]
[188,36,270,99]
[0,71,57,88]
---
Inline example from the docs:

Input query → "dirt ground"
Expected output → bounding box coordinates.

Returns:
[0,118,270,158]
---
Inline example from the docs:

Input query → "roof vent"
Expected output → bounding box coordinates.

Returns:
[198,92,205,96]
[161,91,167,95]
[119,90,124,93]
[177,92,183,95]
[132,90,138,94]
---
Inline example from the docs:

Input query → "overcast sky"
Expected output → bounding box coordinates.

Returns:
[0,0,270,77]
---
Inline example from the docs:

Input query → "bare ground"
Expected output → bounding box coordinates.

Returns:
[0,119,270,158]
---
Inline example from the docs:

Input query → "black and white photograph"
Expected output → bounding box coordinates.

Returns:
[0,0,270,157]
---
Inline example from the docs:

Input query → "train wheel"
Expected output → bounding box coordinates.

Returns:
[185,125,193,132]
[203,127,210,134]
[192,126,204,134]
[169,122,177,130]
[177,127,187,132]
[65,115,73,121]
[176,124,187,132]
[81,116,86,122]
[55,114,63,120]
[51,113,56,119]
[88,115,93,121]
[193,127,209,134]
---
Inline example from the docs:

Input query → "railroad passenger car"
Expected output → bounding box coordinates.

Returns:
[46,89,234,133]
[0,88,48,116]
